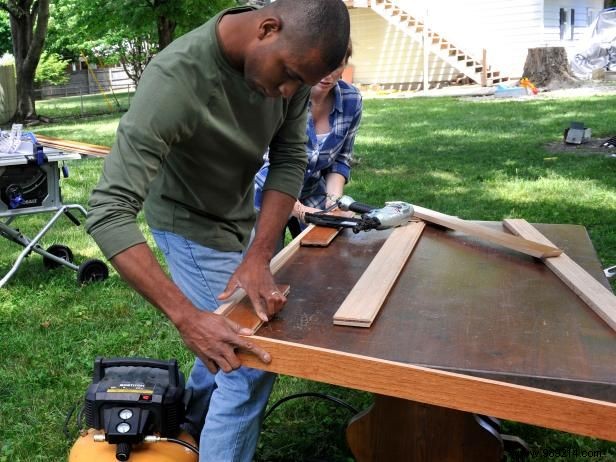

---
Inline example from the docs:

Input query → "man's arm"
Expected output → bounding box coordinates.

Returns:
[219,189,295,321]
[110,243,272,373]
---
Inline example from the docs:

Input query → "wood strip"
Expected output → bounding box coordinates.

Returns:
[237,336,616,442]
[504,219,616,332]
[333,222,425,327]
[300,225,342,247]
[37,134,110,153]
[225,284,290,334]
[215,224,315,316]
[36,134,111,157]
[300,210,356,247]
[413,205,562,258]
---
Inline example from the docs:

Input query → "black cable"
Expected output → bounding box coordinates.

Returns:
[165,438,199,454]
[63,403,77,440]
[76,403,85,434]
[263,392,359,422]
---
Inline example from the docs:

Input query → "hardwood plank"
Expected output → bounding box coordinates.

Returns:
[504,219,616,332]
[333,222,425,327]
[413,205,562,258]
[237,336,616,442]
[215,224,315,316]
[36,134,111,157]
[301,210,356,247]
[301,225,343,247]
[225,284,290,334]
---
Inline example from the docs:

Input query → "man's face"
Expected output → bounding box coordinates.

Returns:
[244,40,330,99]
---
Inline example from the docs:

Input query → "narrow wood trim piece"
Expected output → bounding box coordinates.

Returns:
[333,222,425,327]
[413,205,562,258]
[301,210,357,247]
[36,134,111,157]
[301,226,342,247]
[238,336,616,442]
[215,225,315,316]
[504,219,616,332]
[225,284,290,334]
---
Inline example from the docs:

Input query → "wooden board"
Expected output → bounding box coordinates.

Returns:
[413,205,562,258]
[333,222,425,327]
[35,134,111,157]
[504,219,616,332]
[225,284,290,334]
[300,225,343,247]
[237,336,616,442]
[215,224,315,317]
[300,210,357,247]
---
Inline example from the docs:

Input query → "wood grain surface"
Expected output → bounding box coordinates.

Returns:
[300,225,343,247]
[504,218,616,332]
[333,222,425,327]
[237,336,616,441]
[215,224,315,317]
[224,284,290,334]
[413,206,562,258]
[233,223,615,441]
[36,134,111,157]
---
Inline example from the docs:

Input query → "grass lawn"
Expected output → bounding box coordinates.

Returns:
[35,90,134,120]
[0,92,615,461]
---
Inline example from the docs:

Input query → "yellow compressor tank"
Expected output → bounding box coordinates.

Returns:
[69,429,198,462]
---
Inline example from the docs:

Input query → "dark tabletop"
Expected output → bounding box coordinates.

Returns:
[259,222,616,402]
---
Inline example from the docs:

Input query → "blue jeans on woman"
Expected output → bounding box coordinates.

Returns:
[151,229,276,462]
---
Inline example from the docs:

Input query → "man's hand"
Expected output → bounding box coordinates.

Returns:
[219,189,296,321]
[110,243,272,373]
[176,307,271,373]
[219,252,286,322]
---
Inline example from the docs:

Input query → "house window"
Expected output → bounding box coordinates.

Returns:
[560,8,575,40]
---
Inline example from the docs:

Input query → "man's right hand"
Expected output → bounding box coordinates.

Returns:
[175,308,271,373]
[110,243,272,374]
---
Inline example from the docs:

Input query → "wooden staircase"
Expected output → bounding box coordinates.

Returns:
[346,0,509,86]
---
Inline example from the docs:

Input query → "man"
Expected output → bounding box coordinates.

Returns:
[85,0,350,460]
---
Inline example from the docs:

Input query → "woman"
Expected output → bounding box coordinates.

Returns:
[255,42,362,238]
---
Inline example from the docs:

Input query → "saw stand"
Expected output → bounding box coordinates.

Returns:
[0,148,108,287]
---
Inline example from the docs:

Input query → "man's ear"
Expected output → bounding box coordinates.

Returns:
[257,16,282,40]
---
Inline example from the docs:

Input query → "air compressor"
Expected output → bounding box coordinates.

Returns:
[68,357,198,462]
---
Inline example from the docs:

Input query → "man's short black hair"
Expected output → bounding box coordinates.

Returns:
[268,0,351,72]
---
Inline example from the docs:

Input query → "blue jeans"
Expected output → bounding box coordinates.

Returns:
[151,229,276,462]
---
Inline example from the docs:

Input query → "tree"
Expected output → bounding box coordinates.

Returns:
[46,0,234,87]
[35,50,69,86]
[0,11,12,55]
[522,47,579,89]
[0,0,50,122]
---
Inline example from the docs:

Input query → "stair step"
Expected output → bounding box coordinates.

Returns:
[369,0,509,86]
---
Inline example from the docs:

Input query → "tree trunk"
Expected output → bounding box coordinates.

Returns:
[157,15,176,51]
[5,0,50,122]
[522,47,579,89]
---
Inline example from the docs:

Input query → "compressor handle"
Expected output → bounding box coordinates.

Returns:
[93,357,180,387]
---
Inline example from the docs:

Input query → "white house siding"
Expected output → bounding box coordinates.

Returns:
[349,8,459,88]
[542,0,604,57]
[394,0,545,78]
[349,1,550,84]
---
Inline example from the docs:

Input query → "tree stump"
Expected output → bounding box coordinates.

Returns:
[522,47,580,89]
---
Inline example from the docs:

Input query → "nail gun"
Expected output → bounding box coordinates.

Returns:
[304,195,414,233]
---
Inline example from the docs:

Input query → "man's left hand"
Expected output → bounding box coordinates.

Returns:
[219,252,286,322]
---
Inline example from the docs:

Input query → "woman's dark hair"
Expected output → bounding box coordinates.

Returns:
[344,40,353,64]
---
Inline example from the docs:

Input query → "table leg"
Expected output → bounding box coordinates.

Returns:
[346,394,504,461]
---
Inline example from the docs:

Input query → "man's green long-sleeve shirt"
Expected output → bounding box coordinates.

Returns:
[86,7,309,259]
